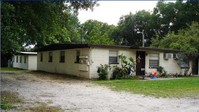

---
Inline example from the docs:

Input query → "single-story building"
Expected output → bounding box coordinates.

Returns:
[37,44,198,79]
[12,52,37,70]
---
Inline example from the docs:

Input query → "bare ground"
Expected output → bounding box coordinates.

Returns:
[1,71,199,112]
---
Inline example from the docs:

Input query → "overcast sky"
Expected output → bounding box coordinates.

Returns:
[78,1,158,25]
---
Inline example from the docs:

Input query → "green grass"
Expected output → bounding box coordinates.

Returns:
[95,77,199,98]
[28,104,62,112]
[1,67,25,71]
[1,91,23,110]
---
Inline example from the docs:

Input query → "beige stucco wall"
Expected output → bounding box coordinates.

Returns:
[37,47,184,79]
[13,55,37,70]
[89,48,136,79]
[28,55,37,70]
[13,55,28,69]
[145,51,182,75]
[37,48,90,78]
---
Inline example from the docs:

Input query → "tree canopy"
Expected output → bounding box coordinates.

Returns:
[112,11,156,46]
[81,20,115,45]
[111,0,199,47]
[151,22,199,54]
[2,0,199,55]
[1,1,97,55]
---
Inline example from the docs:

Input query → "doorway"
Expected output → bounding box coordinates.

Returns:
[136,51,146,76]
[192,57,199,75]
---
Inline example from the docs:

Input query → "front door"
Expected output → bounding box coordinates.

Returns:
[136,51,146,76]
[193,57,199,75]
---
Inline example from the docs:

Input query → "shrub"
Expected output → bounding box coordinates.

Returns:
[1,91,22,110]
[157,66,168,77]
[1,101,13,110]
[112,54,136,79]
[157,66,164,74]
[97,64,110,80]
[112,66,123,79]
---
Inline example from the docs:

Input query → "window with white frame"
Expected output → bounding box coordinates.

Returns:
[20,56,22,63]
[24,56,26,63]
[149,54,159,68]
[60,51,65,63]
[16,56,18,63]
[48,52,53,62]
[163,53,172,60]
[109,51,118,64]
[13,56,15,62]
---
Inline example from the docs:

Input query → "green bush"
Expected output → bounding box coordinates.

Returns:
[1,91,22,110]
[157,66,168,77]
[157,66,164,73]
[112,66,123,79]
[112,54,136,79]
[1,101,13,110]
[97,64,110,80]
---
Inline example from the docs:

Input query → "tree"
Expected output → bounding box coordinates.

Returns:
[111,0,199,47]
[112,10,156,47]
[153,1,199,38]
[1,1,97,66]
[81,20,115,45]
[152,22,199,53]
[151,22,199,75]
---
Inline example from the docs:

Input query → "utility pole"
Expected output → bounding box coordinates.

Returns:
[142,30,144,47]
[137,30,145,47]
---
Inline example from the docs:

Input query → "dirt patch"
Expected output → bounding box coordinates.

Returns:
[1,71,199,112]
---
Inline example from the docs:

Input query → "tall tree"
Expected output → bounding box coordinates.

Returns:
[112,10,156,47]
[151,22,199,74]
[151,22,199,52]
[112,0,199,47]
[81,20,115,45]
[1,1,97,66]
[153,1,199,38]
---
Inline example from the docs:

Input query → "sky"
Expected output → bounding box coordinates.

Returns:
[78,1,158,25]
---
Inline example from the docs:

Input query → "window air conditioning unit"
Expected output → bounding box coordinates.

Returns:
[79,56,88,59]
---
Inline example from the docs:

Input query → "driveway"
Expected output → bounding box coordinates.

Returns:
[1,71,199,112]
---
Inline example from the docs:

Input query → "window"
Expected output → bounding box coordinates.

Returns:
[16,56,18,63]
[40,53,43,62]
[60,51,65,63]
[180,59,189,68]
[75,50,80,63]
[20,56,22,63]
[13,56,15,62]
[48,52,53,62]
[149,54,159,68]
[24,56,26,63]
[163,53,172,60]
[109,51,118,64]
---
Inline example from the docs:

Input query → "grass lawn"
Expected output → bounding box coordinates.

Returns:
[1,91,23,110]
[1,67,25,71]
[95,77,199,98]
